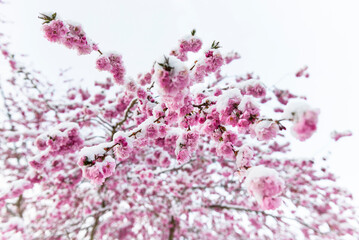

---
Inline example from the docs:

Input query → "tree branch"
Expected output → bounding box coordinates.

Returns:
[89,214,100,240]
[168,216,176,240]
[111,98,138,139]
[17,67,59,117]
[207,204,326,235]
[156,159,194,175]
[15,194,24,218]
[89,200,106,240]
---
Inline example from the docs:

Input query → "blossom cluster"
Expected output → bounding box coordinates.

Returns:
[41,14,98,55]
[170,32,203,61]
[96,53,126,85]
[245,166,285,210]
[78,155,116,185]
[30,122,83,170]
[283,100,320,141]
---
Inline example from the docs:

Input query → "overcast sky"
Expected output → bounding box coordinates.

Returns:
[1,0,359,202]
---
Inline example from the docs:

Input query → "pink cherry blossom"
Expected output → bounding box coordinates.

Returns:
[0,10,357,240]
[245,166,284,210]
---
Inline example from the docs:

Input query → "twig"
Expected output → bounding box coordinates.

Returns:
[156,159,195,175]
[111,98,138,139]
[168,216,176,240]
[207,204,325,235]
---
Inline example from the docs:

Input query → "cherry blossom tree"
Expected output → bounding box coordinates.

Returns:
[0,12,358,240]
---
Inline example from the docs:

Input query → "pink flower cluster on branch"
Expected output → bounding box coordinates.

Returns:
[244,166,284,210]
[96,53,126,85]
[283,100,320,141]
[40,13,98,55]
[30,122,83,170]
[170,30,203,61]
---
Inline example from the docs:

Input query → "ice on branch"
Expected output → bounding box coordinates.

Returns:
[244,165,284,210]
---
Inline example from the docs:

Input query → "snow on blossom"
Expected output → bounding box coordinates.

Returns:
[34,122,83,154]
[330,130,352,141]
[80,156,116,185]
[113,134,134,160]
[155,55,190,97]
[252,120,279,141]
[239,80,266,98]
[43,19,68,42]
[0,179,33,202]
[244,165,284,210]
[217,141,235,159]
[42,16,97,55]
[175,130,199,164]
[283,100,319,141]
[96,53,126,85]
[224,51,240,64]
[170,34,203,61]
[236,145,254,169]
[29,123,83,170]
[192,49,224,83]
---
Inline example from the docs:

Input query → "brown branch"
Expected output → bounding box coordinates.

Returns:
[90,200,106,240]
[147,81,155,91]
[111,98,138,139]
[96,116,113,128]
[128,129,142,138]
[90,118,113,132]
[192,100,213,111]
[15,194,24,218]
[89,214,99,240]
[168,216,176,240]
[0,79,22,163]
[18,68,59,116]
[0,79,15,131]
[156,159,195,175]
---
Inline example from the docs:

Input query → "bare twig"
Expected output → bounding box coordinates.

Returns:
[207,204,325,235]
[156,159,195,175]
[111,98,138,139]
[168,216,176,240]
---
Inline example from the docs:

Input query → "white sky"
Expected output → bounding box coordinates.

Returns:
[1,0,359,203]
